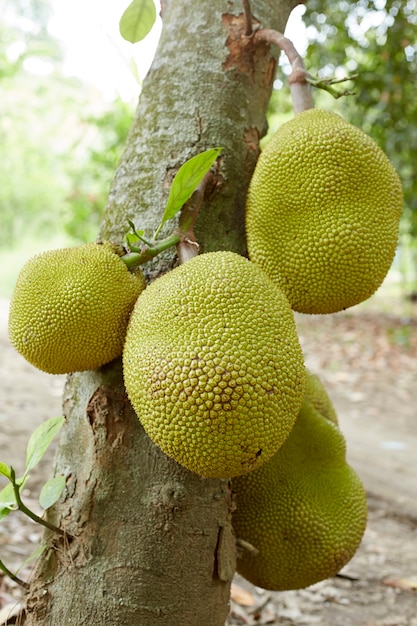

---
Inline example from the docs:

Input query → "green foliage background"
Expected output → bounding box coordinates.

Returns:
[0,0,136,295]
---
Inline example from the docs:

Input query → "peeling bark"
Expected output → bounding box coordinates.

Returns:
[24,1,297,624]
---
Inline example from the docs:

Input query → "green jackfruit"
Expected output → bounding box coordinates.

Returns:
[305,369,338,425]
[232,395,367,590]
[246,109,403,314]
[123,251,306,478]
[8,242,145,374]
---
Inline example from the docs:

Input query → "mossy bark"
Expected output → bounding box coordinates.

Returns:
[24,1,297,624]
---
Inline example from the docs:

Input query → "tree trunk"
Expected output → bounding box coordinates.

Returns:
[24,1,297,624]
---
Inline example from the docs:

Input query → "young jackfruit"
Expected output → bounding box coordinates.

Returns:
[8,242,145,374]
[246,109,403,314]
[123,251,306,479]
[232,392,367,591]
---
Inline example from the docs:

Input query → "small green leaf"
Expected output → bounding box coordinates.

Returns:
[0,483,17,519]
[126,231,145,246]
[0,462,11,480]
[39,475,66,510]
[16,544,47,575]
[0,475,29,521]
[155,147,223,239]
[25,416,65,475]
[119,0,157,44]
[0,507,12,521]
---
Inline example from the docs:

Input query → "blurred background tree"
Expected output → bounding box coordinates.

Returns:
[0,0,136,294]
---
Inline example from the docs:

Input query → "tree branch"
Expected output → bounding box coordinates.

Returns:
[254,28,314,113]
[0,557,29,589]
[241,0,254,36]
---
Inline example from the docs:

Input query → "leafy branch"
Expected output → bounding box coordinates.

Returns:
[122,147,222,268]
[0,416,67,588]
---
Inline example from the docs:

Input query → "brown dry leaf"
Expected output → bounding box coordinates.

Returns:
[230,583,256,607]
[383,576,417,591]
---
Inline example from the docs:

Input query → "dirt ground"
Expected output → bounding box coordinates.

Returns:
[0,294,416,625]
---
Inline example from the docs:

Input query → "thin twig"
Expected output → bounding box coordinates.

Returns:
[241,0,253,36]
[0,558,29,589]
[306,73,358,99]
[254,29,314,113]
[11,476,66,537]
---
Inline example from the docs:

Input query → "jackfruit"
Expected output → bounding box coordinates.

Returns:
[8,242,145,374]
[232,395,367,591]
[123,251,306,478]
[305,369,338,425]
[246,109,403,314]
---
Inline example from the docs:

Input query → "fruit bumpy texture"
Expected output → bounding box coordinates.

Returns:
[232,384,367,591]
[304,368,338,425]
[8,242,145,374]
[246,109,403,314]
[123,251,306,479]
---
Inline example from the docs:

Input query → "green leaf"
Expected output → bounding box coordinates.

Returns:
[0,462,11,480]
[25,416,65,475]
[0,473,29,521]
[16,544,47,575]
[0,507,12,521]
[39,475,66,510]
[155,147,223,239]
[119,0,157,44]
[0,483,17,519]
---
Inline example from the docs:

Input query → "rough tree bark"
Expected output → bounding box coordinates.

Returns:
[24,1,299,624]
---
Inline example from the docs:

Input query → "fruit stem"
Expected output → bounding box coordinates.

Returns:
[176,170,213,264]
[253,29,314,114]
[241,0,254,36]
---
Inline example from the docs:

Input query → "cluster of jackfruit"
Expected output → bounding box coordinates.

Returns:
[8,107,403,593]
[231,109,401,590]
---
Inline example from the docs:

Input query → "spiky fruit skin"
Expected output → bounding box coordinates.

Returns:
[123,251,306,479]
[8,242,145,374]
[246,109,403,314]
[232,399,367,591]
[305,369,338,425]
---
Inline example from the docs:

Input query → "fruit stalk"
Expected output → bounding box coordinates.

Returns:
[254,29,314,113]
[176,171,214,264]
